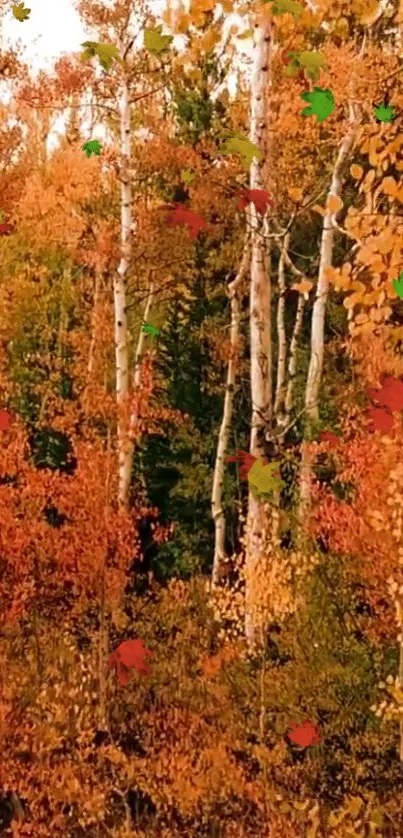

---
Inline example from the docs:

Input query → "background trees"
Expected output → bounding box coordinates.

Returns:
[1,0,403,833]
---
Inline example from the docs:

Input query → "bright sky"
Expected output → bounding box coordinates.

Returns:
[3,0,87,70]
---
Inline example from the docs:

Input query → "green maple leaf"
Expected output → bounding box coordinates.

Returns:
[181,169,195,185]
[12,3,31,21]
[142,323,160,337]
[220,134,263,170]
[263,0,303,19]
[144,26,173,55]
[374,102,395,123]
[287,50,327,82]
[82,140,102,158]
[300,87,335,123]
[247,458,285,497]
[80,41,122,71]
[393,272,403,298]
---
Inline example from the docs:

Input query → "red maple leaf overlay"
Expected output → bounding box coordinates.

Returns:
[237,188,274,215]
[160,203,209,240]
[226,449,263,480]
[367,374,403,412]
[287,721,321,748]
[108,638,154,686]
[0,221,13,236]
[364,405,394,435]
[318,430,340,447]
[0,409,15,431]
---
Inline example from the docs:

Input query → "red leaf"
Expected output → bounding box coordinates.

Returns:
[0,221,13,236]
[367,375,403,412]
[226,449,259,479]
[237,188,274,215]
[365,406,394,435]
[287,721,321,748]
[108,638,154,685]
[160,203,210,240]
[0,410,14,431]
[318,430,340,446]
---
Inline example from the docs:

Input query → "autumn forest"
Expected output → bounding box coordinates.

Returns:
[1,0,403,834]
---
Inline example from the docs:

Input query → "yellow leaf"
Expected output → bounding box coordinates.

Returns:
[344,292,362,309]
[350,280,365,293]
[381,176,398,197]
[360,0,382,25]
[288,187,303,202]
[327,194,343,213]
[292,279,313,294]
[350,164,363,179]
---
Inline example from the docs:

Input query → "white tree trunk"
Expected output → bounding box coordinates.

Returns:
[211,241,250,588]
[299,111,360,526]
[114,76,133,510]
[245,14,272,645]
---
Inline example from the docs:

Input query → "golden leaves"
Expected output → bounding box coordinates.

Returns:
[350,163,363,180]
[292,279,313,294]
[326,194,343,213]
[287,186,303,202]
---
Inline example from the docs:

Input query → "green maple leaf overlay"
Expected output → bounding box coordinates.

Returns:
[142,323,160,337]
[12,3,31,21]
[374,102,396,123]
[300,87,335,123]
[393,272,403,298]
[263,0,303,19]
[247,459,285,498]
[144,26,173,55]
[80,41,122,71]
[286,50,327,82]
[82,139,102,158]
[220,134,263,170]
[181,169,196,185]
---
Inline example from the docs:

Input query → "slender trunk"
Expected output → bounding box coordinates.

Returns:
[273,234,289,434]
[99,427,112,731]
[87,268,102,378]
[115,77,133,510]
[299,113,360,529]
[245,14,272,645]
[211,241,250,588]
[284,295,305,423]
[127,280,155,449]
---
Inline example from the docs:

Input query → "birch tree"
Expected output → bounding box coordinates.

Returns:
[211,240,250,587]
[244,12,272,644]
[298,102,361,528]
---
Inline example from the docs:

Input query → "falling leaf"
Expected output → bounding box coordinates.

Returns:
[180,169,196,185]
[12,3,30,21]
[141,323,160,337]
[0,218,13,236]
[82,139,102,158]
[226,449,259,480]
[159,203,209,240]
[374,102,396,123]
[108,639,154,685]
[247,458,285,496]
[287,187,303,202]
[144,25,173,55]
[237,188,274,215]
[300,87,335,123]
[237,29,254,39]
[0,410,14,431]
[292,279,313,294]
[80,41,122,71]
[350,163,364,180]
[365,406,394,435]
[367,374,403,412]
[220,134,263,170]
[319,430,340,446]
[287,721,321,748]
[327,194,343,213]
[263,0,304,19]
[287,50,327,82]
[393,272,403,298]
